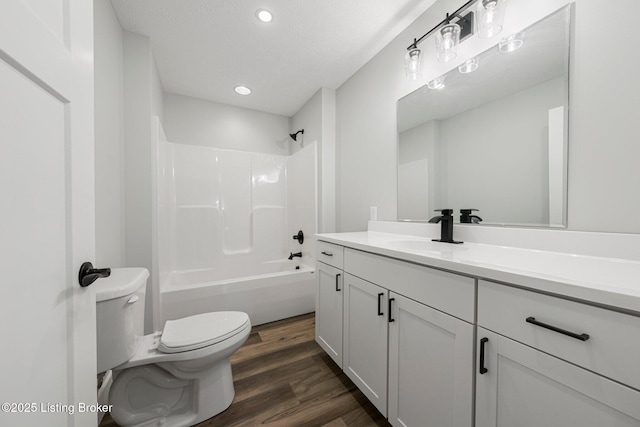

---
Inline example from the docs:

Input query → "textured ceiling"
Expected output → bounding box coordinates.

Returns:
[110,0,437,117]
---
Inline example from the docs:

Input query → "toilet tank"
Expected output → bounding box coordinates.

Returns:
[95,268,149,373]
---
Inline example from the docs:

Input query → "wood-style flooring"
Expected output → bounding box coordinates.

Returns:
[100,313,391,427]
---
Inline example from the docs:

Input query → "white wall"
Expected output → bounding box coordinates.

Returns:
[123,30,164,332]
[336,0,640,234]
[290,89,322,155]
[94,0,125,267]
[290,88,337,233]
[287,143,318,267]
[568,0,640,233]
[163,93,290,155]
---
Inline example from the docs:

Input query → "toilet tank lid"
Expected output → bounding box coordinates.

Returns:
[94,268,149,302]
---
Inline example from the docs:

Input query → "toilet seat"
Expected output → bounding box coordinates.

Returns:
[159,311,250,354]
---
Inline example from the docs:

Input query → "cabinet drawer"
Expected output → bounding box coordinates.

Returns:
[316,240,344,269]
[478,279,640,390]
[344,248,475,323]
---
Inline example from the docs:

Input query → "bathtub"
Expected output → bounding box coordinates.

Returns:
[160,261,315,326]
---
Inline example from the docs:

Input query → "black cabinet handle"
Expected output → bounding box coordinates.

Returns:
[479,337,488,374]
[78,261,111,287]
[388,298,395,322]
[335,273,341,292]
[321,251,333,257]
[377,293,384,316]
[526,317,590,341]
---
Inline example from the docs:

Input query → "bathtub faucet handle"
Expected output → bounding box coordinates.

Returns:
[288,252,302,260]
[292,230,304,244]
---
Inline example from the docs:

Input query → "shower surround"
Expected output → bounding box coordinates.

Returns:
[156,136,317,326]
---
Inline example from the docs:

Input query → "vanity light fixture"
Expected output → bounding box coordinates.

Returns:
[458,56,479,73]
[427,75,446,90]
[234,85,251,95]
[476,0,506,39]
[404,0,506,79]
[256,9,273,23]
[404,45,423,80]
[436,21,461,63]
[499,31,525,53]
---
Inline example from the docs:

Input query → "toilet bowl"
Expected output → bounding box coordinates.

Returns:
[95,268,251,427]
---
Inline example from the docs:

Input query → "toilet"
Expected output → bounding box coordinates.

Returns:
[95,268,251,427]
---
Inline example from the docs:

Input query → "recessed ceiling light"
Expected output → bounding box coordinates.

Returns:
[256,9,273,23]
[234,85,251,95]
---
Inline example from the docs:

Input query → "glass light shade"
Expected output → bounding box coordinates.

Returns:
[404,48,422,80]
[477,0,506,39]
[427,75,446,90]
[436,23,461,63]
[458,56,479,74]
[499,31,525,53]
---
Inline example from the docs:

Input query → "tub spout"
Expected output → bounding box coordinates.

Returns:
[288,252,302,260]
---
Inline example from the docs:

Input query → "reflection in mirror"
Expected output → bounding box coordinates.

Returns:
[397,6,570,227]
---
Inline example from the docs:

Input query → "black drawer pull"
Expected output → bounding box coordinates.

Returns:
[321,251,333,257]
[479,337,488,375]
[377,293,384,316]
[526,317,590,341]
[388,298,395,323]
[335,273,341,292]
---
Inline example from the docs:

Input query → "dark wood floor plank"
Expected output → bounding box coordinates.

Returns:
[233,355,325,402]
[232,339,325,381]
[100,313,389,427]
[322,419,349,427]
[232,320,316,364]
[196,383,299,426]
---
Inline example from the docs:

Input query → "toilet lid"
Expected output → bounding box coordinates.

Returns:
[158,311,250,354]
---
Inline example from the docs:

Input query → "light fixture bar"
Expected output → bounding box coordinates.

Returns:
[407,0,477,50]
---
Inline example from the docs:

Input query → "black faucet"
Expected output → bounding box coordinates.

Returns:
[288,252,302,260]
[460,209,483,224]
[428,209,463,244]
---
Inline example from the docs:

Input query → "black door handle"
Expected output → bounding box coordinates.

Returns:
[377,293,384,316]
[78,262,111,287]
[388,298,395,322]
[479,337,488,374]
[335,273,341,292]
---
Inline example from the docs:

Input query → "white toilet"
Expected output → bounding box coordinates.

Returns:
[95,268,251,427]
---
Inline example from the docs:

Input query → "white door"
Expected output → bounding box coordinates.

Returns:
[388,293,474,427]
[0,1,97,426]
[343,274,388,416]
[315,262,343,367]
[475,328,640,427]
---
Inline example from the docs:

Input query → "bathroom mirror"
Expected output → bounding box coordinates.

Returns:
[397,6,570,227]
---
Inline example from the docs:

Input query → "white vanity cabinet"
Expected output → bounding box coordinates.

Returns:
[315,241,344,367]
[343,273,389,415]
[476,280,640,427]
[387,292,474,427]
[319,242,476,427]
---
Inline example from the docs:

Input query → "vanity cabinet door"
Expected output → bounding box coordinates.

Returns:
[476,328,640,427]
[316,261,344,368]
[343,274,389,416]
[388,293,474,427]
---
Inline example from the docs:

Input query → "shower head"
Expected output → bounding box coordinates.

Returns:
[289,129,304,141]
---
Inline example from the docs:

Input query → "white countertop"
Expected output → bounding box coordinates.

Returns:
[316,231,640,315]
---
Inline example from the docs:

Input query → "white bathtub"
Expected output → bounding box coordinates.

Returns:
[160,261,315,326]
